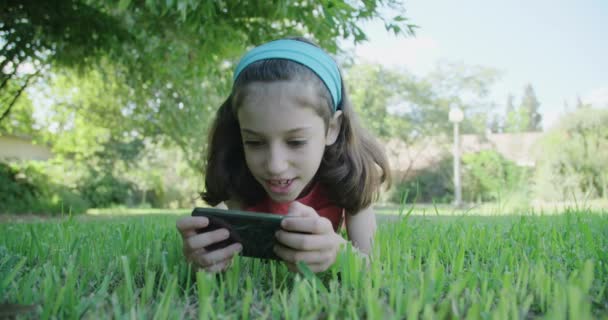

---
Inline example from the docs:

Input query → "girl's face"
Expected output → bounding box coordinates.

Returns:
[237,80,342,203]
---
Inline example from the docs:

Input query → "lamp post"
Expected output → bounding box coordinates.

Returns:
[449,106,464,207]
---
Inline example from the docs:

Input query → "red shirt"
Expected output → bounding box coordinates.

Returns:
[244,183,344,231]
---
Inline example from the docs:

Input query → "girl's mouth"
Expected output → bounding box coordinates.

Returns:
[266,179,295,194]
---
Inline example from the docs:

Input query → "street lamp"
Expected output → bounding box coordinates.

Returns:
[449,106,464,207]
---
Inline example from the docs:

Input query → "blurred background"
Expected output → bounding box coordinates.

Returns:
[1,0,607,216]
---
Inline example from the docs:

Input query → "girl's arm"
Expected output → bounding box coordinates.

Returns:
[345,206,377,257]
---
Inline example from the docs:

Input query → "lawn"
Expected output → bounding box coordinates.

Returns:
[1,209,606,319]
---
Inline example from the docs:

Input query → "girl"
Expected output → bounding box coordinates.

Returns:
[176,37,391,273]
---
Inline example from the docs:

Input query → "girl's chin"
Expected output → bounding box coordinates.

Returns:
[268,186,299,200]
[267,194,298,203]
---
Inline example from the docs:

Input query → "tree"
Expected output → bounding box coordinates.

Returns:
[3,0,417,172]
[425,62,500,135]
[520,83,542,131]
[344,63,404,138]
[105,0,416,170]
[489,113,502,133]
[503,85,543,133]
[576,95,591,109]
[1,1,129,123]
[345,61,500,178]
[504,94,516,132]
[504,93,527,133]
[0,78,36,137]
[534,108,608,200]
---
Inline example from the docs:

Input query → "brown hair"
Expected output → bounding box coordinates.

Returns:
[202,38,391,214]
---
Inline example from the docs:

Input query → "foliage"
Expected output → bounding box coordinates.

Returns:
[2,0,417,174]
[461,150,529,203]
[77,169,137,209]
[33,68,143,173]
[346,62,501,145]
[1,212,606,318]
[519,84,542,131]
[0,0,128,124]
[108,0,415,171]
[388,150,529,204]
[503,84,542,133]
[345,63,403,138]
[503,93,526,133]
[0,161,89,214]
[389,155,453,204]
[534,107,608,201]
[0,0,420,212]
[0,80,36,136]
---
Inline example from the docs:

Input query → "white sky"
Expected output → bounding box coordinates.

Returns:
[344,0,608,129]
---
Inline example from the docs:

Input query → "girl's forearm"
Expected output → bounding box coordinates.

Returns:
[336,234,371,266]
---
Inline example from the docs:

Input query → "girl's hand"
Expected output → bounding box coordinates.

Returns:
[273,202,346,273]
[176,216,242,273]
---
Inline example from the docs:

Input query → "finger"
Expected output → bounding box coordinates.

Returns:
[286,201,318,218]
[273,244,332,264]
[195,253,233,273]
[284,261,331,273]
[197,242,242,267]
[276,231,334,251]
[285,262,299,273]
[281,216,333,234]
[176,216,209,238]
[186,228,230,251]
[302,261,333,273]
[204,259,233,273]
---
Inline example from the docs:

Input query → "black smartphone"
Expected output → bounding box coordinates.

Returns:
[191,207,284,260]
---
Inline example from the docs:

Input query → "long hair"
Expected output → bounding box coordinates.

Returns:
[202,38,391,214]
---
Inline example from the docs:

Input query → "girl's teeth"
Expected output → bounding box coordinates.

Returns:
[271,180,290,185]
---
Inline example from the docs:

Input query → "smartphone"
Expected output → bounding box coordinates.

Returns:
[191,207,284,260]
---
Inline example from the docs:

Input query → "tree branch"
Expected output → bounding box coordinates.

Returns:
[0,68,18,92]
[0,69,40,123]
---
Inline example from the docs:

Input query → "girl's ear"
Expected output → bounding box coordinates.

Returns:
[325,110,343,146]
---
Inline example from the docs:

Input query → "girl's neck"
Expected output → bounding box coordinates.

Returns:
[296,179,318,200]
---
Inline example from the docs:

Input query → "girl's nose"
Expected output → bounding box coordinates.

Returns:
[265,145,288,175]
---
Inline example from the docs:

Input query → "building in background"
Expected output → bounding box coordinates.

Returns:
[387,132,543,181]
[0,134,53,162]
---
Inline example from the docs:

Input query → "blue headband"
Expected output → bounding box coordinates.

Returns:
[233,39,342,111]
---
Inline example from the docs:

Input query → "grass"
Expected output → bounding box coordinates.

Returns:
[0,209,607,319]
[375,198,608,216]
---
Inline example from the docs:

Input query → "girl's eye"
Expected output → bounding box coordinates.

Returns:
[287,140,307,147]
[244,140,264,147]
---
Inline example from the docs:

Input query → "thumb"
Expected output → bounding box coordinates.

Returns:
[287,201,318,217]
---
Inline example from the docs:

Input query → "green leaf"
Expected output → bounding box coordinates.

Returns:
[118,0,131,11]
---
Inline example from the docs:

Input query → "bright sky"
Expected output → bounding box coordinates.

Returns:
[346,0,608,129]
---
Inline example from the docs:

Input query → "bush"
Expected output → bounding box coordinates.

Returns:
[534,108,608,201]
[388,150,529,204]
[78,170,138,208]
[461,150,529,203]
[389,156,454,204]
[0,161,90,214]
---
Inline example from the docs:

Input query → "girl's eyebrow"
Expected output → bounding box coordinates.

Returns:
[241,127,313,135]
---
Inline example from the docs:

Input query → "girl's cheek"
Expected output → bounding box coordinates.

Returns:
[245,152,265,170]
